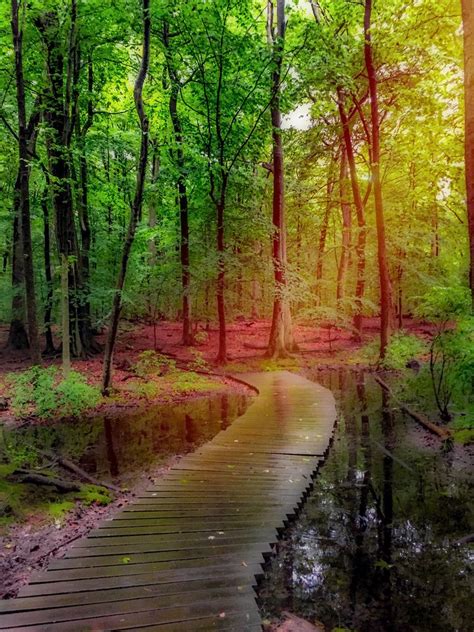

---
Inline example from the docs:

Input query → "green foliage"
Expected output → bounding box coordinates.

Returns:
[193,331,209,345]
[189,350,209,372]
[170,371,220,394]
[7,367,101,420]
[133,351,176,377]
[428,317,474,421]
[415,287,471,325]
[359,332,426,369]
[381,332,427,370]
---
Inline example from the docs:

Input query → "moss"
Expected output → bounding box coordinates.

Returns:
[453,429,474,445]
[0,460,114,533]
[77,484,113,506]
[47,499,75,520]
[0,463,29,528]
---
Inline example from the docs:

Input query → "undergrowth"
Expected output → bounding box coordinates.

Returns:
[6,367,101,420]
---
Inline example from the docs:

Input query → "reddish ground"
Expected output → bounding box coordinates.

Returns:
[0,316,435,378]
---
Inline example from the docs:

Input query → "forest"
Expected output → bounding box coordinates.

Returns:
[0,0,473,630]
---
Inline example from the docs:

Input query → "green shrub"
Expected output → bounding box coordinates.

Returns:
[359,332,426,369]
[7,367,101,420]
[189,350,209,372]
[382,331,427,370]
[133,350,176,377]
[194,331,208,345]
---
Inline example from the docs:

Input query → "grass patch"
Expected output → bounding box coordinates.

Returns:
[122,368,223,402]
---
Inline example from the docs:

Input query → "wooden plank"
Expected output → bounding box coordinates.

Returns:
[2,576,256,613]
[69,530,278,551]
[91,519,286,536]
[1,596,261,631]
[19,563,264,597]
[54,543,273,568]
[0,585,257,628]
[122,615,262,632]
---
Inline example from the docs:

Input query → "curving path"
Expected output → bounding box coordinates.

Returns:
[0,371,337,632]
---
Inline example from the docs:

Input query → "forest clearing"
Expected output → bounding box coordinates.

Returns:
[0,0,473,630]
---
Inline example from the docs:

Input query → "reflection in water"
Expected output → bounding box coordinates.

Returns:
[2,393,248,485]
[260,370,473,632]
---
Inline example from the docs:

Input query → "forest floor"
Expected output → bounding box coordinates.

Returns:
[0,316,446,600]
[0,315,436,399]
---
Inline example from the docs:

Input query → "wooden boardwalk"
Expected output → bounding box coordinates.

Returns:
[0,371,336,632]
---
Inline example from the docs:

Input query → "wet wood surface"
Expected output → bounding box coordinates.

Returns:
[0,371,336,631]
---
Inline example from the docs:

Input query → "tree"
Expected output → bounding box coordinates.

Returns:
[267,0,297,358]
[462,0,474,311]
[337,88,368,339]
[101,0,151,395]
[162,21,192,346]
[11,0,41,365]
[364,0,393,358]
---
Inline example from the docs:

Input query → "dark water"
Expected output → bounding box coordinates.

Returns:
[2,393,248,485]
[259,370,473,632]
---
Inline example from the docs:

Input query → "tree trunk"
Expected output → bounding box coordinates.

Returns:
[336,149,351,305]
[216,190,227,364]
[37,4,97,365]
[7,192,29,350]
[337,89,367,339]
[462,0,474,310]
[163,23,192,346]
[75,56,100,355]
[41,190,55,355]
[60,254,71,374]
[316,157,336,306]
[11,0,41,365]
[364,0,393,358]
[102,0,151,395]
[267,0,295,358]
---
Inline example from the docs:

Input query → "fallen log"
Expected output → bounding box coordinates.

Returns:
[374,375,452,440]
[56,455,122,494]
[38,450,121,493]
[12,469,80,492]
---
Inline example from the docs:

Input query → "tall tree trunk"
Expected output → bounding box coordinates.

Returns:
[7,188,28,350]
[41,189,55,355]
[267,0,296,358]
[148,138,159,262]
[462,0,474,310]
[102,0,151,395]
[163,23,192,346]
[364,0,393,358]
[37,3,97,366]
[336,149,351,305]
[216,183,227,364]
[75,56,100,355]
[337,89,367,339]
[316,158,336,306]
[11,0,41,365]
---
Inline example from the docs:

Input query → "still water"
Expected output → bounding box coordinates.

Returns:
[2,393,248,485]
[259,370,473,632]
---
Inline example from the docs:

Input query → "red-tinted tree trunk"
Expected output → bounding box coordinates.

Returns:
[316,158,336,305]
[364,0,393,358]
[267,0,296,358]
[337,89,367,339]
[336,149,352,305]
